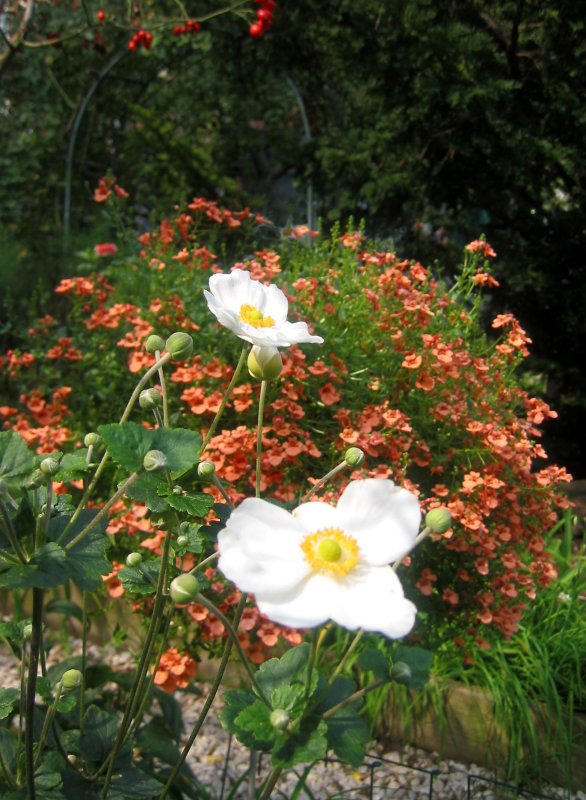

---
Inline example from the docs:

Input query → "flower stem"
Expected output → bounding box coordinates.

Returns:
[256,380,268,499]
[392,525,431,571]
[323,679,387,720]
[200,344,248,455]
[301,460,347,502]
[257,766,283,800]
[25,588,43,800]
[329,629,364,685]
[156,351,169,428]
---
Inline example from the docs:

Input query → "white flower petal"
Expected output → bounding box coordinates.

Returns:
[332,566,417,638]
[255,573,342,628]
[337,479,421,564]
[292,501,342,532]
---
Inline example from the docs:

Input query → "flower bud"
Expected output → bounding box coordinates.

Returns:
[344,447,365,467]
[25,469,47,488]
[247,346,283,381]
[139,388,162,409]
[143,450,168,472]
[425,507,452,534]
[23,623,33,639]
[59,668,82,693]
[177,535,188,547]
[84,432,100,447]
[40,457,60,477]
[270,709,290,730]
[165,332,194,361]
[197,460,215,481]
[145,334,166,354]
[126,552,143,567]
[169,573,200,604]
[390,661,412,685]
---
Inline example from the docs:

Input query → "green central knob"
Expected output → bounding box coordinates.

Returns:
[248,308,263,320]
[317,538,342,562]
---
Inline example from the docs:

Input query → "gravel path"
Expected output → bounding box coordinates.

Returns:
[1,639,583,799]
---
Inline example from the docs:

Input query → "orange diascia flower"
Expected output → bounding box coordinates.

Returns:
[153,648,197,693]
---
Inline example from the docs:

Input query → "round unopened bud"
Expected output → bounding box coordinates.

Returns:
[23,623,34,639]
[126,552,143,567]
[169,573,200,604]
[425,507,452,535]
[143,450,168,472]
[145,334,166,354]
[247,346,283,381]
[344,447,365,467]
[59,668,82,692]
[40,457,60,477]
[25,469,47,489]
[177,535,188,547]
[139,388,162,409]
[165,332,193,362]
[197,460,215,481]
[270,709,290,730]
[84,432,100,447]
[390,661,412,685]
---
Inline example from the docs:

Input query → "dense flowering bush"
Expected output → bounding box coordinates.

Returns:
[0,194,571,665]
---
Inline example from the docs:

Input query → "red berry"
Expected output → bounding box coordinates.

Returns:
[97,9,105,22]
[128,39,137,51]
[249,21,263,37]
[257,8,272,23]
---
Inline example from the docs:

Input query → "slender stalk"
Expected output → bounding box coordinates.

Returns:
[301,460,347,502]
[246,750,258,800]
[323,679,386,720]
[79,592,88,730]
[212,474,234,508]
[200,345,248,454]
[257,766,283,800]
[392,525,431,571]
[25,588,44,800]
[34,687,62,768]
[156,351,169,428]
[255,381,268,499]
[158,593,248,799]
[329,629,364,685]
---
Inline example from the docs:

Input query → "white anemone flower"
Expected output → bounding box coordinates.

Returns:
[203,269,324,347]
[217,479,421,639]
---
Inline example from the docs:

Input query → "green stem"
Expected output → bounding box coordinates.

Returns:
[25,589,43,800]
[158,593,248,799]
[156,351,169,428]
[391,525,431,571]
[195,594,270,707]
[323,679,387,720]
[79,592,88,730]
[255,381,268,499]
[0,743,16,788]
[301,460,347,503]
[329,629,364,685]
[212,473,234,508]
[257,766,283,800]
[63,471,140,551]
[34,688,61,768]
[200,345,248,455]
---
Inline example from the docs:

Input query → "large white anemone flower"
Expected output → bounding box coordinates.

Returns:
[204,269,324,347]
[217,479,421,639]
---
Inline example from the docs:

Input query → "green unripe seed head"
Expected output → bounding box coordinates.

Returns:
[425,507,452,534]
[169,573,200,604]
[139,387,162,409]
[126,552,143,567]
[59,668,82,692]
[317,538,342,562]
[143,450,168,472]
[247,345,283,381]
[270,709,290,730]
[145,334,166,354]
[165,332,194,361]
[40,457,60,476]
[390,661,412,685]
[84,432,100,447]
[344,447,365,467]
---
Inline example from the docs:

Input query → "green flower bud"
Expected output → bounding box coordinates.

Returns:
[269,709,290,730]
[165,332,194,362]
[139,387,162,409]
[145,334,166,354]
[143,450,168,472]
[25,469,47,489]
[247,345,283,381]
[169,573,200,604]
[390,661,412,685]
[84,432,100,447]
[425,507,452,535]
[197,460,216,481]
[59,668,82,692]
[176,535,188,547]
[40,457,60,476]
[344,447,365,467]
[23,623,33,639]
[126,552,143,567]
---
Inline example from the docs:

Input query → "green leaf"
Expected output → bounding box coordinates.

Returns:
[220,689,258,748]
[0,543,68,590]
[45,599,84,624]
[56,693,78,714]
[392,645,434,689]
[107,767,163,798]
[0,728,17,770]
[326,709,370,767]
[0,687,19,719]
[136,717,183,767]
[125,472,169,513]
[256,643,313,702]
[271,684,306,716]
[150,428,201,476]
[272,718,328,768]
[80,705,122,763]
[48,509,111,591]
[119,559,161,596]
[98,422,155,473]
[0,430,35,493]
[234,701,274,745]
[357,647,390,680]
[55,451,92,482]
[156,489,213,517]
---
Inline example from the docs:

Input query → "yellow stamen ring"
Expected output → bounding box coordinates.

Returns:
[239,303,275,328]
[301,527,359,577]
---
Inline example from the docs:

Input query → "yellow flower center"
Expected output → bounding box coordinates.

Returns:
[300,527,359,577]
[239,304,275,328]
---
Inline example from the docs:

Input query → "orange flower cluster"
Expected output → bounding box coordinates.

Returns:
[153,647,197,693]
[8,388,72,453]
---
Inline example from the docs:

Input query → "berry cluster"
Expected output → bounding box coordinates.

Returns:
[128,29,153,51]
[172,19,201,37]
[249,0,275,37]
